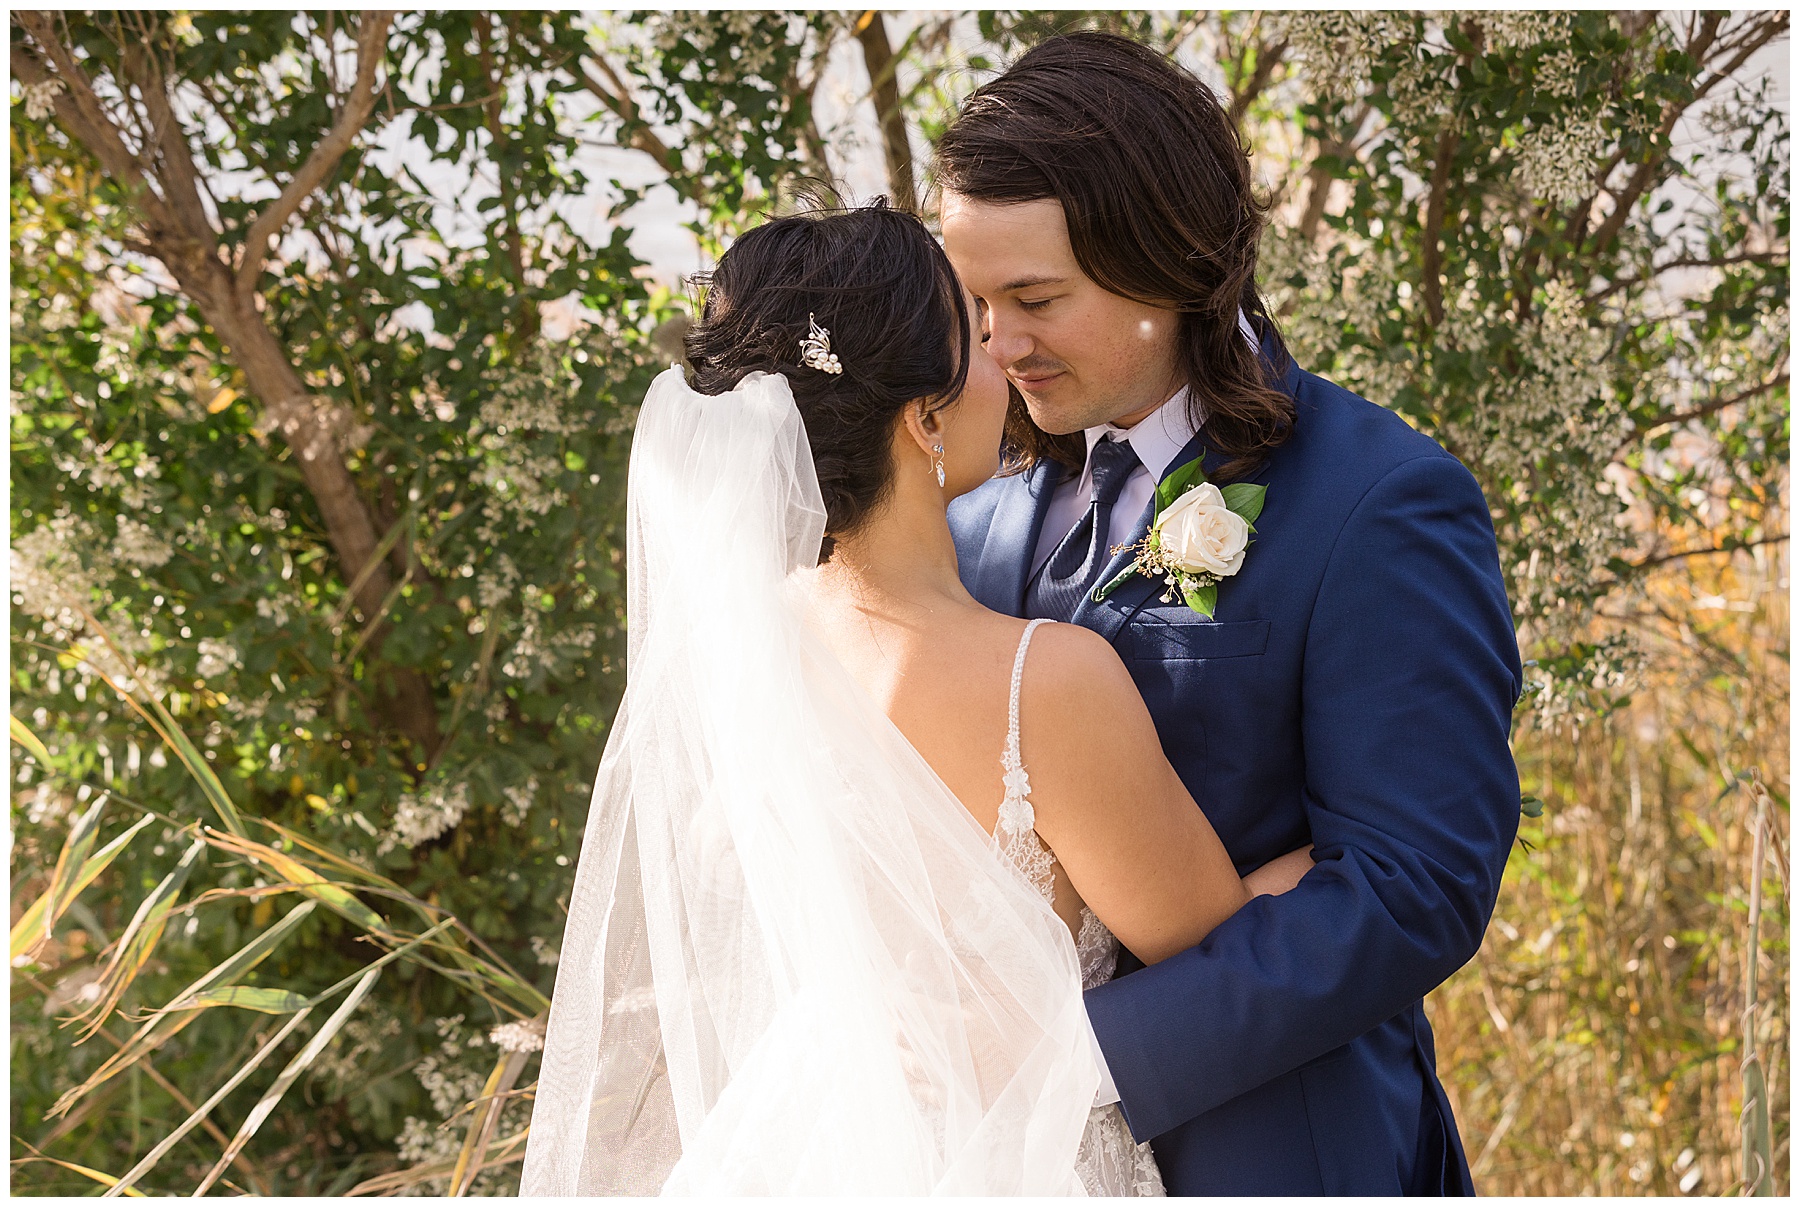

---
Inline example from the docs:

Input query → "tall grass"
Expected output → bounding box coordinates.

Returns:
[9,615,546,1196]
[1430,544,1790,1194]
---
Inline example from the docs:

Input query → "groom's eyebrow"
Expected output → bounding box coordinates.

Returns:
[999,273,1070,293]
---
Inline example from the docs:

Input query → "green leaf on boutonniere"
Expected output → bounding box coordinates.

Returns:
[1220,482,1267,528]
[1182,581,1218,619]
[1155,457,1207,515]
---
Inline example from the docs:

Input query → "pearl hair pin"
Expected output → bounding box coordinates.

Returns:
[799,313,843,375]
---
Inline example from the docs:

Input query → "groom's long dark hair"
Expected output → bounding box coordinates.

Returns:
[934,31,1295,482]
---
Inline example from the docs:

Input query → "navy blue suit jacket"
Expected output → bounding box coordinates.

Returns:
[949,349,1522,1195]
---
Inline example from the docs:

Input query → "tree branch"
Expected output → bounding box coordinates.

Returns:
[13,14,168,217]
[855,11,916,211]
[20,9,440,756]
[1627,533,1787,573]
[1420,123,1461,329]
[1587,249,1789,304]
[1295,103,1372,244]
[1585,13,1788,258]
[235,10,393,301]
[575,55,675,170]
[119,41,220,249]
[1633,373,1788,435]
[1226,35,1288,128]
[472,12,533,339]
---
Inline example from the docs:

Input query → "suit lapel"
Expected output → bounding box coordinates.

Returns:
[970,459,1062,616]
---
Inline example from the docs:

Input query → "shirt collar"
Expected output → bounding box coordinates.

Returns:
[1082,385,1198,484]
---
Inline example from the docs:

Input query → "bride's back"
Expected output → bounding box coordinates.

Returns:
[801,589,1094,930]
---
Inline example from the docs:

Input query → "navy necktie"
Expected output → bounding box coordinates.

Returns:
[1024,436,1141,622]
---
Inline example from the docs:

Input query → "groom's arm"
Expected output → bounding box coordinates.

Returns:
[1084,452,1523,1143]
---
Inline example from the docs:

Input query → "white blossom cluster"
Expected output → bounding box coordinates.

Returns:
[500,775,538,827]
[256,595,292,626]
[413,1049,487,1118]
[313,1008,403,1087]
[475,552,521,611]
[389,1013,526,1194]
[1470,280,1629,626]
[467,345,616,543]
[1535,47,1584,100]
[11,512,169,699]
[1513,115,1608,208]
[1277,11,1414,103]
[489,1017,546,1054]
[1261,230,1414,408]
[195,637,241,681]
[644,11,797,83]
[12,513,102,623]
[110,516,174,570]
[1385,54,1458,130]
[382,781,473,852]
[500,615,597,682]
[1474,10,1573,52]
[394,1114,463,1173]
[21,77,64,121]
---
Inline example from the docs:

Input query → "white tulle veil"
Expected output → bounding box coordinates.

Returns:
[520,367,1096,1195]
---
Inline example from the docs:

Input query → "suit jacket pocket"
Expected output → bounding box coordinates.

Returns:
[1125,613,1271,662]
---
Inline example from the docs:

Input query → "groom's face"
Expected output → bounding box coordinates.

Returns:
[941,194,1184,435]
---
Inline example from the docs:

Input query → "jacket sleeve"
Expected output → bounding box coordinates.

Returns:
[1083,453,1524,1142]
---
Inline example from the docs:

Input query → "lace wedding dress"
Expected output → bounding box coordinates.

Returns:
[994,619,1167,1197]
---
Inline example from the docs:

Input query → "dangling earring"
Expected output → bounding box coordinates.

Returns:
[932,441,946,488]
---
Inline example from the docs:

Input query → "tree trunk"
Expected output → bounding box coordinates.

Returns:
[856,12,916,212]
[155,248,443,759]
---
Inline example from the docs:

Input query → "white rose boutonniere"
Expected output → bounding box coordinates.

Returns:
[1158,482,1250,578]
[1093,457,1265,619]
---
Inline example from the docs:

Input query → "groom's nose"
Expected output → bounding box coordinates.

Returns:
[984,313,1035,367]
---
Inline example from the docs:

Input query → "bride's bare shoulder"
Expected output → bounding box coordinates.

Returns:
[1020,619,1136,691]
[1013,620,1164,766]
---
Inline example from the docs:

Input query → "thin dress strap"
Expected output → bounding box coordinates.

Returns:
[1005,618,1053,776]
[995,618,1055,888]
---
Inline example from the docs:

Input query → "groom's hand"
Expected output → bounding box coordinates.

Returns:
[1241,844,1314,898]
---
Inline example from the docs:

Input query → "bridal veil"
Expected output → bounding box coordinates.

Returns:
[520,367,1096,1194]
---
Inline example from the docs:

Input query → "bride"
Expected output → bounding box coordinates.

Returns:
[520,201,1311,1196]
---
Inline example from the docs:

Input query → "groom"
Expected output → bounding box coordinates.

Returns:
[939,33,1522,1195]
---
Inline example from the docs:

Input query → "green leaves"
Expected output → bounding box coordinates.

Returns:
[1183,582,1220,620]
[11,712,52,765]
[49,900,321,1121]
[9,816,154,971]
[176,986,313,1015]
[1155,456,1208,515]
[1220,482,1267,528]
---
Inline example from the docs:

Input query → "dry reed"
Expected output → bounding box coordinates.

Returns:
[1430,542,1790,1195]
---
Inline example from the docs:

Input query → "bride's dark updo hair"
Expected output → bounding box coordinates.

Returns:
[685,199,972,561]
